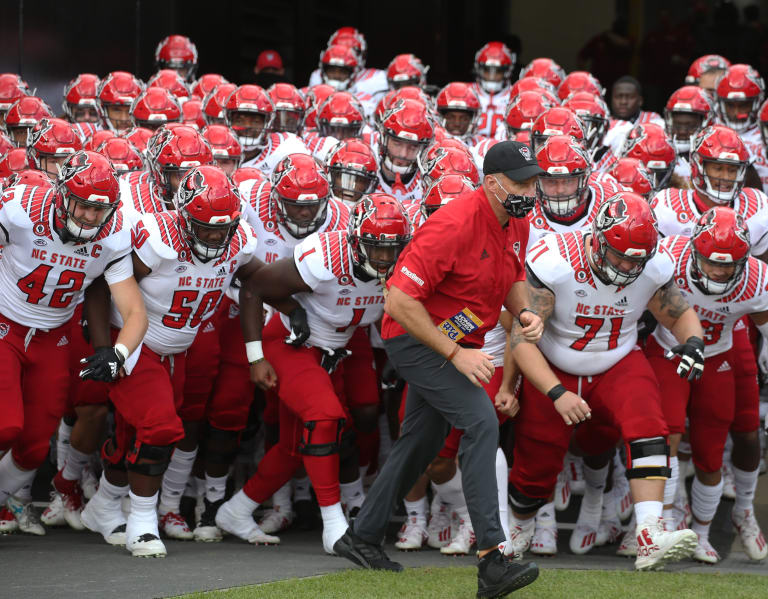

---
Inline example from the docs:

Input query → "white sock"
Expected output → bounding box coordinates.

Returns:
[0,452,36,504]
[403,496,428,524]
[159,447,197,515]
[602,487,618,521]
[495,448,510,542]
[205,474,228,503]
[293,476,311,502]
[690,476,723,534]
[127,491,159,538]
[62,447,91,482]
[732,465,759,513]
[98,472,128,505]
[509,511,536,532]
[227,489,259,519]
[434,469,468,519]
[536,501,556,525]
[14,481,33,503]
[320,502,348,538]
[270,480,292,510]
[340,477,365,511]
[663,456,678,506]
[634,500,663,525]
[579,463,608,528]
[56,420,73,471]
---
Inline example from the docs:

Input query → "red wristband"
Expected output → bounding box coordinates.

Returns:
[446,344,461,362]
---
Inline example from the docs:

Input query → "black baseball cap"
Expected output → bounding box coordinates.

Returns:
[483,141,545,181]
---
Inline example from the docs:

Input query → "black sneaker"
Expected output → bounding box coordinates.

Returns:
[477,550,539,598]
[333,528,404,572]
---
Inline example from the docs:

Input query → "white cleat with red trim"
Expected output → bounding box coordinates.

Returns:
[634,516,696,570]
[732,508,768,561]
[426,502,452,549]
[693,534,720,564]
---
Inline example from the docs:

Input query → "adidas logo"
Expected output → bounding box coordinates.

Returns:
[203,321,216,333]
[57,335,69,347]
[480,249,490,260]
[615,296,628,307]
[717,361,731,372]
[716,305,730,314]
[74,246,89,256]
[216,266,226,276]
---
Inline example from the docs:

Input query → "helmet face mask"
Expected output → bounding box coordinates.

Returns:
[60,193,117,240]
[271,153,332,238]
[329,167,377,205]
[698,159,746,204]
[690,207,750,295]
[227,111,271,151]
[690,125,749,205]
[537,173,590,221]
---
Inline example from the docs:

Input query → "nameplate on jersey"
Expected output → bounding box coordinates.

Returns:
[437,308,483,342]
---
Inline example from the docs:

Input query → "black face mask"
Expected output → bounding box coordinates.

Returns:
[493,176,535,218]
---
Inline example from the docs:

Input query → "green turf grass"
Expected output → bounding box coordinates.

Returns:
[175,567,768,599]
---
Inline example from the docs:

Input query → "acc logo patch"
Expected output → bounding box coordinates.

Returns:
[33,238,47,246]
[574,289,587,297]
[339,288,351,296]
[265,238,277,246]
[0,322,9,339]
[175,265,187,273]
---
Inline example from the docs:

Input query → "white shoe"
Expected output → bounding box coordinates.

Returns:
[6,496,45,536]
[617,513,637,557]
[564,454,585,495]
[258,506,294,534]
[159,511,193,540]
[569,523,598,555]
[530,518,557,556]
[395,516,428,551]
[732,508,768,561]
[426,502,452,549]
[40,492,66,527]
[722,462,736,500]
[80,494,127,546]
[634,516,697,571]
[126,533,167,558]
[507,521,535,559]
[440,515,475,555]
[215,500,280,544]
[693,534,720,564]
[80,465,99,501]
[193,498,224,543]
[554,469,571,511]
[0,505,18,534]
[597,516,623,546]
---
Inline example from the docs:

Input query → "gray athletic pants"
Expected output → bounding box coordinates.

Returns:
[352,333,505,550]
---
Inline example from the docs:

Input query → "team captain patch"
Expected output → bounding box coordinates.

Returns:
[437,308,484,342]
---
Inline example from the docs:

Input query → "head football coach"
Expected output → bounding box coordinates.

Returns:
[335,141,544,598]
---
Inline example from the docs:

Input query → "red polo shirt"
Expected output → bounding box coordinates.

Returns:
[382,186,529,347]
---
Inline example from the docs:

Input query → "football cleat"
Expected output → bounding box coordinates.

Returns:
[215,500,280,545]
[634,516,697,571]
[0,505,18,534]
[617,513,637,557]
[427,501,452,548]
[693,534,720,564]
[258,505,294,534]
[395,516,428,551]
[159,511,194,540]
[554,469,571,511]
[507,520,536,559]
[570,523,598,555]
[440,515,475,555]
[530,517,557,556]
[6,496,45,536]
[127,533,167,558]
[597,514,623,546]
[40,492,66,527]
[732,508,768,561]
[80,492,127,546]
[193,498,224,543]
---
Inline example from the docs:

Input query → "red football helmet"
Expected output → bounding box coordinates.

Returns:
[303,84,336,130]
[83,129,117,152]
[0,74,29,120]
[530,106,586,153]
[373,86,432,128]
[435,82,481,140]
[62,74,100,124]
[4,96,53,146]
[175,165,241,262]
[181,98,206,130]
[326,138,378,205]
[319,44,360,91]
[231,166,266,187]
[608,157,654,200]
[387,54,429,90]
[557,71,604,101]
[316,91,365,140]
[535,135,592,222]
[190,74,228,101]
[201,83,237,126]
[690,206,750,294]
[2,167,53,191]
[329,27,367,63]
[509,77,559,101]
[378,98,434,176]
[130,87,182,130]
[562,91,609,152]
[519,58,566,89]
[96,136,144,175]
[148,69,191,101]
[122,127,153,154]
[417,140,479,189]
[619,123,676,191]
[270,153,332,237]
[504,90,557,137]
[474,42,516,94]
[421,173,475,219]
[201,124,242,176]
[590,192,658,286]
[715,64,765,133]
[760,98,768,150]
[26,118,83,179]
[0,132,14,157]
[267,83,305,135]
[348,193,412,279]
[54,150,120,242]
[690,124,749,205]
[146,125,213,203]
[0,148,28,179]
[155,35,198,82]
[685,54,731,86]
[97,71,144,133]
[224,84,274,151]
[663,85,714,154]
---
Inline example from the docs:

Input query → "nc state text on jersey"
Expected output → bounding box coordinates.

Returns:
[178,276,227,289]
[575,302,626,316]
[31,249,89,269]
[336,295,385,306]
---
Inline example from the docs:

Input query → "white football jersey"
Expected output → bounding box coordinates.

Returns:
[0,184,132,329]
[653,235,768,357]
[119,211,256,355]
[470,83,512,138]
[650,187,768,255]
[470,137,501,178]
[375,170,423,206]
[526,230,674,375]
[742,126,768,193]
[304,132,340,163]
[118,170,167,226]
[284,230,383,349]
[241,132,310,177]
[308,68,388,100]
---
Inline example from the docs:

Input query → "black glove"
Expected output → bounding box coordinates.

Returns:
[664,336,705,381]
[284,307,310,347]
[319,347,351,374]
[636,310,657,343]
[380,359,400,390]
[79,346,126,382]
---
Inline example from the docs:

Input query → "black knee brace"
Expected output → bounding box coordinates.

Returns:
[299,419,345,456]
[125,442,174,476]
[508,483,548,515]
[626,437,671,480]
